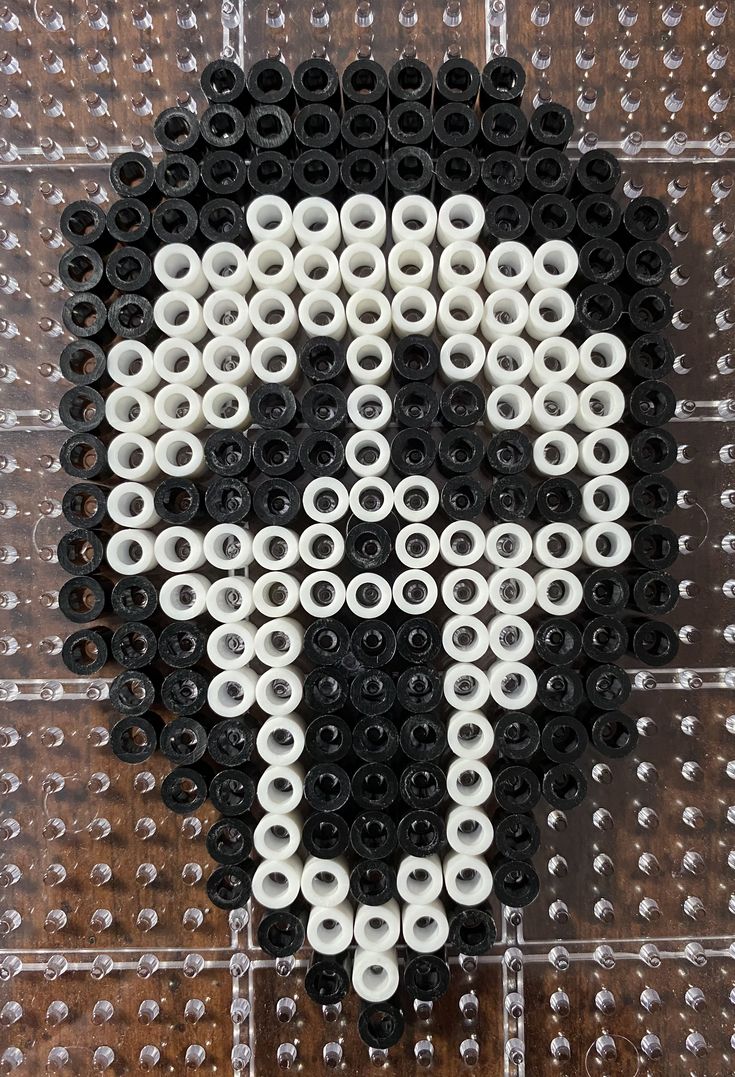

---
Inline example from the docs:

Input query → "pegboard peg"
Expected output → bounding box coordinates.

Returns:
[221,1,239,27]
[0,909,20,935]
[685,1031,708,1056]
[39,49,63,75]
[130,3,152,29]
[86,3,108,30]
[413,999,433,1019]
[459,1039,479,1066]
[0,955,21,979]
[44,863,66,886]
[706,1,729,25]
[137,954,160,979]
[131,47,152,73]
[0,727,17,748]
[594,989,615,1015]
[37,4,64,30]
[577,87,597,112]
[45,908,67,933]
[88,771,110,794]
[0,6,20,30]
[134,772,156,794]
[594,898,615,923]
[231,1046,252,1072]
[182,862,202,884]
[86,93,109,118]
[400,1,418,28]
[323,1042,343,1068]
[640,1034,663,1060]
[665,88,685,113]
[228,907,249,932]
[92,1047,114,1071]
[595,1035,616,1061]
[549,990,570,1016]
[90,863,112,886]
[619,46,640,70]
[138,999,160,1023]
[532,44,552,70]
[594,944,615,969]
[231,998,251,1024]
[322,1002,341,1022]
[177,47,196,73]
[46,1048,70,1072]
[88,916,111,942]
[184,1045,206,1069]
[666,130,687,155]
[183,953,204,978]
[92,1001,114,1025]
[639,896,661,921]
[622,131,643,155]
[548,899,569,924]
[531,2,550,26]
[548,853,568,877]
[685,941,707,966]
[0,94,19,120]
[443,2,461,27]
[46,999,69,1023]
[0,1003,21,1027]
[414,1040,433,1067]
[182,907,204,930]
[618,3,638,27]
[550,1036,571,1061]
[39,138,64,162]
[0,51,20,75]
[88,726,109,748]
[576,45,595,70]
[575,2,594,25]
[548,945,569,971]
[713,220,733,244]
[230,952,250,978]
[184,998,205,1023]
[181,817,202,839]
[134,817,157,840]
[0,184,18,209]
[504,992,524,1019]
[685,986,707,1011]
[136,908,158,931]
[85,48,108,74]
[276,954,295,976]
[0,1048,23,1071]
[177,3,196,27]
[276,997,296,1022]
[139,1046,161,1070]
[710,131,732,156]
[355,2,373,28]
[277,1042,298,1069]
[0,139,18,163]
[641,987,662,1012]
[708,44,729,69]
[0,818,20,840]
[662,1,684,26]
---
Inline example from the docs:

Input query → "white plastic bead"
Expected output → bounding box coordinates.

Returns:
[402,901,449,953]
[441,568,488,616]
[256,713,306,764]
[352,947,399,1002]
[154,384,205,433]
[202,289,252,339]
[394,476,440,522]
[301,856,350,907]
[528,240,579,292]
[486,523,533,568]
[437,285,483,337]
[578,332,626,383]
[393,569,437,615]
[487,568,536,614]
[292,197,341,250]
[107,482,159,529]
[202,524,252,570]
[205,576,254,622]
[576,380,625,431]
[202,337,252,386]
[109,433,159,482]
[159,572,210,620]
[396,856,444,905]
[442,615,488,662]
[154,432,206,477]
[578,429,629,476]
[206,622,256,670]
[201,242,252,293]
[391,195,437,245]
[248,240,296,294]
[446,807,494,855]
[440,334,486,382]
[252,526,299,570]
[530,381,578,432]
[345,431,391,477]
[208,669,257,717]
[486,614,534,661]
[481,289,529,341]
[252,857,302,910]
[526,288,575,341]
[446,713,495,761]
[255,668,303,716]
[345,290,392,339]
[532,430,579,476]
[580,476,630,522]
[106,528,156,575]
[106,387,158,436]
[246,195,295,246]
[484,241,533,292]
[582,522,633,567]
[446,758,493,807]
[346,337,393,387]
[486,661,537,709]
[298,524,344,570]
[302,478,349,523]
[533,523,584,568]
[250,338,299,385]
[436,194,484,246]
[485,336,534,385]
[340,194,386,246]
[257,764,304,815]
[253,812,302,860]
[395,523,439,569]
[349,477,394,522]
[485,385,532,430]
[298,291,347,340]
[247,289,297,340]
[387,240,433,291]
[254,618,303,668]
[251,571,300,617]
[153,290,206,343]
[107,341,158,391]
[202,384,250,429]
[438,241,485,292]
[354,900,401,951]
[154,526,205,573]
[299,572,346,618]
[153,244,207,297]
[345,574,393,619]
[443,853,493,905]
[534,568,584,615]
[293,245,341,294]
[339,243,387,295]
[153,338,205,388]
[443,663,491,710]
[530,337,579,386]
[392,286,437,338]
[308,903,354,956]
[346,386,392,433]
[439,521,486,566]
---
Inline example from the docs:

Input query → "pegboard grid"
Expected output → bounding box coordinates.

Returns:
[0,0,734,1074]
